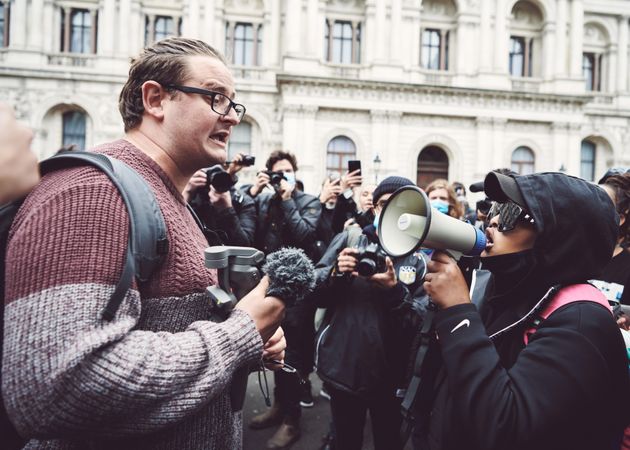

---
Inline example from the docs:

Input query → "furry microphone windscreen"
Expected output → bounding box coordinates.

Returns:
[263,247,316,307]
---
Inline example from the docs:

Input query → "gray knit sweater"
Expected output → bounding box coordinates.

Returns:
[3,140,263,449]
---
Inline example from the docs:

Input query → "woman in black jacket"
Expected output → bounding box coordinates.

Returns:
[414,171,630,450]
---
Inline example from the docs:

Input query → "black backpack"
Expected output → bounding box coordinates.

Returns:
[0,151,169,449]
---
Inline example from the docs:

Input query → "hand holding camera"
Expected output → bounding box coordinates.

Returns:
[369,257,397,290]
[183,169,209,202]
[278,177,294,200]
[250,170,272,197]
[226,153,255,176]
[209,186,233,210]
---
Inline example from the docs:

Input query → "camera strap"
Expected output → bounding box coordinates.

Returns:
[399,301,438,444]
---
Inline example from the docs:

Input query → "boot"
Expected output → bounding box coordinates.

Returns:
[266,415,301,449]
[249,401,283,430]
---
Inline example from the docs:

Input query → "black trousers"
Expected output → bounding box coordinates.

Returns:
[329,386,403,450]
[273,313,310,419]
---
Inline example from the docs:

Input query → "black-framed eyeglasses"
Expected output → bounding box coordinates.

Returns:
[166,84,246,121]
[488,201,535,232]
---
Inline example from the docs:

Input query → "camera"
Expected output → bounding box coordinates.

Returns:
[263,170,287,188]
[205,165,236,193]
[227,155,256,167]
[355,235,387,277]
[241,155,255,167]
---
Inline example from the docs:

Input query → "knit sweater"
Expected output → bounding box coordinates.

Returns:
[2,140,263,449]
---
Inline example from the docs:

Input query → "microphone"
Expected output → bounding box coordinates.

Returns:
[263,247,316,307]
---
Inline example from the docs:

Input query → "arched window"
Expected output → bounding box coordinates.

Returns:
[327,136,356,178]
[511,146,535,174]
[62,111,86,150]
[228,122,252,159]
[417,145,449,188]
[581,140,596,181]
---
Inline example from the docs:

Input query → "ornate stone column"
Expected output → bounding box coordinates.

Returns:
[493,0,507,73]
[569,0,584,78]
[555,0,567,77]
[479,0,492,71]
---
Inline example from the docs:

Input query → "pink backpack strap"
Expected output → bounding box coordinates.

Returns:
[523,284,612,345]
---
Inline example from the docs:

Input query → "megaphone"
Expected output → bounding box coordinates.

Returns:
[377,186,486,259]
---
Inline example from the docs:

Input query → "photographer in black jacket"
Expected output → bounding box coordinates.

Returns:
[183,153,256,246]
[313,176,429,450]
[413,171,630,450]
[246,150,321,449]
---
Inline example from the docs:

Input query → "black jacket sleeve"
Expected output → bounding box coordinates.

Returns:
[432,301,627,450]
[304,231,351,309]
[332,195,357,233]
[235,193,257,246]
[281,194,321,246]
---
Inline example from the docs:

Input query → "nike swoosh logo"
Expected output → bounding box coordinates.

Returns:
[450,319,470,334]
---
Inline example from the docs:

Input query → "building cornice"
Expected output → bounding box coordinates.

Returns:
[276,73,592,112]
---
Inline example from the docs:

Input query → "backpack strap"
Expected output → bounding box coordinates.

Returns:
[39,151,169,320]
[523,283,612,345]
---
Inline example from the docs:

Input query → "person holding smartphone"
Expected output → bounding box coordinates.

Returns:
[332,160,375,234]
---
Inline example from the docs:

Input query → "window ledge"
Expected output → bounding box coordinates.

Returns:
[510,77,542,93]
[418,68,453,85]
[323,62,363,78]
[589,93,614,104]
[48,52,96,68]
[230,65,272,81]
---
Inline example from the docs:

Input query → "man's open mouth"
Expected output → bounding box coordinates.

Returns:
[210,131,229,145]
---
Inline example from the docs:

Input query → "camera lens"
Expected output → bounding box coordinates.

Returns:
[357,258,376,277]
[209,171,234,193]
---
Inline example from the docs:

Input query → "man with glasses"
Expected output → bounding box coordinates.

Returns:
[412,170,630,450]
[310,176,429,450]
[3,38,286,450]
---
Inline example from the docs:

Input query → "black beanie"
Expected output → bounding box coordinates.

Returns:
[373,176,415,204]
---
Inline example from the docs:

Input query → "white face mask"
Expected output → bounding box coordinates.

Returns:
[325,201,336,210]
[284,172,296,188]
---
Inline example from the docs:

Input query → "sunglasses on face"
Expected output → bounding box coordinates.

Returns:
[488,201,535,232]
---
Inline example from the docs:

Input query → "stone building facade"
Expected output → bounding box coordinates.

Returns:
[1,0,629,192]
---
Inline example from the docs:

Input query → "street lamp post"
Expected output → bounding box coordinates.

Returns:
[373,154,382,183]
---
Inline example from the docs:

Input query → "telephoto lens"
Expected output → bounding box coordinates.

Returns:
[205,165,235,193]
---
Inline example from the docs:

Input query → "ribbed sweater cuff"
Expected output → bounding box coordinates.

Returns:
[190,309,263,371]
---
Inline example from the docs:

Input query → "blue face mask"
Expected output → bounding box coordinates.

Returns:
[373,213,380,230]
[283,172,296,188]
[431,199,450,215]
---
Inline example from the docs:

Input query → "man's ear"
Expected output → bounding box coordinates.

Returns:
[141,81,166,121]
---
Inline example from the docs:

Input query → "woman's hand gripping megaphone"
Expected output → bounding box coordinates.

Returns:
[423,251,472,309]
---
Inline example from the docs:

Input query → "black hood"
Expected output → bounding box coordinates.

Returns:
[508,172,618,286]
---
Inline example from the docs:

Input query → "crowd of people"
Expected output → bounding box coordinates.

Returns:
[2,37,630,450]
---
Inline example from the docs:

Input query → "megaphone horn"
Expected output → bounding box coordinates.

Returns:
[377,186,486,259]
